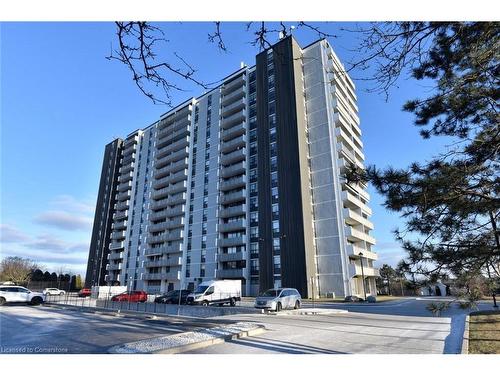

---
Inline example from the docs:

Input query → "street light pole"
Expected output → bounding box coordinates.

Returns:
[358,252,367,301]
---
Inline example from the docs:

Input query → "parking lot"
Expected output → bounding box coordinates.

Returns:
[0,304,231,353]
[1,297,496,354]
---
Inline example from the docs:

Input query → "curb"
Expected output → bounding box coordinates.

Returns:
[266,308,348,316]
[461,315,470,354]
[157,326,266,354]
[108,323,266,354]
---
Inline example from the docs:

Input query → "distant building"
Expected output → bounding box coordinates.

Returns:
[85,36,378,298]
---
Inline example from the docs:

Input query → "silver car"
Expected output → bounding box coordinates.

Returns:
[254,288,301,311]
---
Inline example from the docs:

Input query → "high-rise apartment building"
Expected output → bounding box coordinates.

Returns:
[85,36,379,298]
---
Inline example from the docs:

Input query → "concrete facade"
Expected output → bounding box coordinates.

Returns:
[86,36,378,298]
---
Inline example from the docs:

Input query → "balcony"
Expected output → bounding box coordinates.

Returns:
[145,243,183,256]
[113,210,128,221]
[221,134,246,153]
[153,178,187,194]
[156,145,189,164]
[154,157,188,178]
[348,263,379,278]
[342,190,372,215]
[343,208,374,230]
[337,143,364,170]
[218,252,246,262]
[151,195,186,211]
[122,154,135,165]
[117,181,132,192]
[157,135,189,155]
[220,175,247,192]
[116,190,130,201]
[109,242,124,251]
[219,219,247,233]
[219,204,246,219]
[120,162,135,174]
[220,148,245,166]
[346,244,378,261]
[151,181,187,199]
[108,262,122,271]
[216,268,244,278]
[345,226,376,245]
[157,123,190,142]
[150,206,186,222]
[218,236,246,247]
[112,220,127,230]
[221,88,246,106]
[144,257,182,268]
[149,217,184,232]
[221,97,246,118]
[111,230,126,241]
[115,200,129,211]
[154,170,188,189]
[143,271,181,281]
[221,123,246,142]
[122,143,137,157]
[108,252,123,260]
[222,75,246,93]
[221,110,246,130]
[220,189,246,205]
[147,229,184,244]
[221,161,246,179]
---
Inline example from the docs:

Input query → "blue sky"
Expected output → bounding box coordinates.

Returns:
[0,22,449,276]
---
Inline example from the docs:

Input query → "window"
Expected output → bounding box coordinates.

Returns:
[200,264,205,277]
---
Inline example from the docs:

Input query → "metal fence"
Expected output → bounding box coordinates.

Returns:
[43,292,255,318]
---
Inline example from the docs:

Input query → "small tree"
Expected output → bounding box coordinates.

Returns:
[75,275,83,289]
[0,257,38,285]
[379,264,397,295]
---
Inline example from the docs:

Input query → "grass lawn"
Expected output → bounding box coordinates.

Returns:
[468,310,500,354]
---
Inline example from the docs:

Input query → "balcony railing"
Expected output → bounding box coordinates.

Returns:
[218,236,246,247]
[219,219,247,233]
[221,97,246,118]
[216,268,244,278]
[218,251,245,262]
[219,204,246,218]
[144,257,182,268]
[221,134,246,153]
[108,252,123,260]
[220,175,247,192]
[220,189,246,205]
[220,148,245,166]
[221,161,246,179]
[143,271,181,280]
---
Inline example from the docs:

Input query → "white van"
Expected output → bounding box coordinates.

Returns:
[186,280,241,306]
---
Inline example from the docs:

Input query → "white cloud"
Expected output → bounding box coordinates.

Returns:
[34,210,93,231]
[51,195,95,214]
[0,224,31,243]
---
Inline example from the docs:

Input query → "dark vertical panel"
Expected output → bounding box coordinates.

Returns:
[273,37,309,298]
[256,50,274,293]
[85,139,122,288]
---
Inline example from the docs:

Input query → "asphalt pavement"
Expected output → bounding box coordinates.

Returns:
[0,304,231,353]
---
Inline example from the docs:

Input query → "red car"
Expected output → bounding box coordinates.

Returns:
[78,288,91,297]
[111,291,147,303]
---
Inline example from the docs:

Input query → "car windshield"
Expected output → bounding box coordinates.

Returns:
[194,285,209,294]
[260,289,282,297]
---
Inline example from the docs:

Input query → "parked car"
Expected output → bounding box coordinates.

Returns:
[111,291,147,303]
[78,288,92,297]
[344,295,364,302]
[154,289,191,304]
[186,280,241,306]
[0,286,46,306]
[43,288,66,296]
[254,288,301,311]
